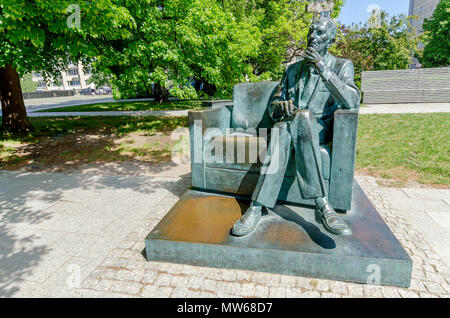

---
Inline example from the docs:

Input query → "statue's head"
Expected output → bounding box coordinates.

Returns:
[307,17,338,54]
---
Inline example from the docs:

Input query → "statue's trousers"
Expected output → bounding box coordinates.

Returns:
[252,110,327,208]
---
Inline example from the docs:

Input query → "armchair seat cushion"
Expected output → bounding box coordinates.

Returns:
[204,134,331,180]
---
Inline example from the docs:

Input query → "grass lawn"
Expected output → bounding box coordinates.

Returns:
[357,113,449,188]
[0,116,188,171]
[1,113,448,188]
[36,100,204,112]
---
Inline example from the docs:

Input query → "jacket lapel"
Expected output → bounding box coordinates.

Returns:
[294,60,306,106]
[305,54,337,107]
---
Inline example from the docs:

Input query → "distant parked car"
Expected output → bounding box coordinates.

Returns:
[96,86,112,95]
[79,88,92,95]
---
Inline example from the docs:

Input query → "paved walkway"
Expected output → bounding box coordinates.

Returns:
[0,169,449,298]
[25,95,158,112]
[361,103,450,114]
[27,110,190,118]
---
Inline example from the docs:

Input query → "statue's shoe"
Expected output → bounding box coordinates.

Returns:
[231,206,262,237]
[315,203,352,236]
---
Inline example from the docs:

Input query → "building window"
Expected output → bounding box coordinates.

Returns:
[68,69,79,76]
[37,81,47,88]
[68,80,81,86]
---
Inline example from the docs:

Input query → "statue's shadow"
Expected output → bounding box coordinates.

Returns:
[271,205,336,250]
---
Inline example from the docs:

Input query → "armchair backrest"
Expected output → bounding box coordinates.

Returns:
[232,81,279,130]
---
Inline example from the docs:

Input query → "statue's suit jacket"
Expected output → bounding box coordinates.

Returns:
[252,54,360,207]
[269,54,360,143]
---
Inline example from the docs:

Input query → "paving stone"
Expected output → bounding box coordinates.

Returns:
[409,279,427,292]
[254,285,269,298]
[419,292,439,298]
[155,273,173,287]
[380,287,401,298]
[224,282,241,295]
[112,270,141,282]
[236,271,251,282]
[182,265,200,276]
[321,292,342,298]
[295,278,314,291]
[200,291,216,298]
[158,263,184,274]
[201,279,218,292]
[171,287,189,298]
[171,275,190,288]
[240,283,256,297]
[364,285,383,298]
[314,280,330,292]
[221,270,237,282]
[142,270,158,284]
[109,281,142,295]
[250,272,281,286]
[424,271,446,284]
[156,286,173,298]
[423,281,445,294]
[269,286,286,298]
[329,281,349,294]
[280,276,298,288]
[140,285,158,298]
[412,269,426,280]
[398,289,420,298]
[187,277,204,290]
[347,283,364,297]
[301,291,321,298]
[285,288,304,298]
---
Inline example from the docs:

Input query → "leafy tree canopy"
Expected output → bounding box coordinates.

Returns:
[0,0,135,78]
[336,11,419,87]
[20,73,37,93]
[421,0,450,67]
[95,0,344,100]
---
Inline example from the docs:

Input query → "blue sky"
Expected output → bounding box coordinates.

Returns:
[339,0,410,26]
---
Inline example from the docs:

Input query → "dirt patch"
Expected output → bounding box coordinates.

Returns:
[0,128,189,173]
[356,169,449,189]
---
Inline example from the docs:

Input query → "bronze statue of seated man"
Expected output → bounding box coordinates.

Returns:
[231,17,361,237]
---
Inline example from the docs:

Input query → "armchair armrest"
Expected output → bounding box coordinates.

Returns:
[329,109,359,211]
[188,106,232,189]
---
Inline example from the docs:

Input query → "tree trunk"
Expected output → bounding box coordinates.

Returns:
[153,83,170,103]
[0,64,33,132]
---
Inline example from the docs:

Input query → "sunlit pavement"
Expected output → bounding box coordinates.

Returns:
[0,168,449,298]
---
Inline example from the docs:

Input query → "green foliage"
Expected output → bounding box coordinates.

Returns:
[0,0,135,78]
[421,0,450,67]
[87,68,112,87]
[20,73,37,93]
[336,11,419,87]
[95,0,344,99]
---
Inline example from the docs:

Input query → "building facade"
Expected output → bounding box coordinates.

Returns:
[32,61,92,91]
[409,0,440,34]
[408,0,440,68]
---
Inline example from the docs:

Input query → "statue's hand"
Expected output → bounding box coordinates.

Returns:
[271,100,295,119]
[305,48,327,74]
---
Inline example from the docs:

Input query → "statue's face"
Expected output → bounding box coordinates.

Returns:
[307,19,334,53]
